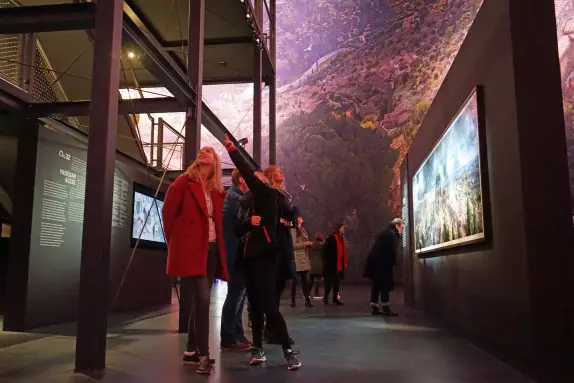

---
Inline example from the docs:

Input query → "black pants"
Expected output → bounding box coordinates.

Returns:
[324,273,341,301]
[244,256,291,350]
[275,277,287,307]
[291,270,310,302]
[181,242,218,356]
[370,280,390,304]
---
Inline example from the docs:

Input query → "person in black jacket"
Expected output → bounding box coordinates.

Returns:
[223,135,302,371]
[363,218,404,316]
[322,224,347,305]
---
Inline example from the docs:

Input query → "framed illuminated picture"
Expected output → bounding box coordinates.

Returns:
[412,87,486,254]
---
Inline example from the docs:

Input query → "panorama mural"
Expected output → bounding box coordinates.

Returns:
[139,0,484,281]
[272,0,483,279]
[554,0,574,218]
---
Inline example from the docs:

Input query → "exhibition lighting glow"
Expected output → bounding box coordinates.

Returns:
[238,137,248,147]
[127,51,135,59]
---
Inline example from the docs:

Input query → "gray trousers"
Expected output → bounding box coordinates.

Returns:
[181,242,218,356]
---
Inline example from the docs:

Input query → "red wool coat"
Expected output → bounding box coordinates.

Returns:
[162,175,229,281]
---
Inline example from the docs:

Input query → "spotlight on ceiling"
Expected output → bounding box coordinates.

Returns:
[127,51,135,59]
[238,138,248,147]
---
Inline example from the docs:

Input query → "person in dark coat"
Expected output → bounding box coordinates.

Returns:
[263,165,298,345]
[364,218,405,316]
[223,135,302,371]
[220,169,252,351]
[308,232,325,297]
[322,224,347,305]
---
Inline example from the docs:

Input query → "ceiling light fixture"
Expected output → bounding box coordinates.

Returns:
[127,51,135,59]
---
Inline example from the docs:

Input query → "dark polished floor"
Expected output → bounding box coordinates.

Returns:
[0,284,533,382]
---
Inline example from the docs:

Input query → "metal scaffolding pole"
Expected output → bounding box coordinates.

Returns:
[178,0,206,334]
[268,0,276,165]
[253,0,263,165]
[183,0,205,169]
[74,0,123,372]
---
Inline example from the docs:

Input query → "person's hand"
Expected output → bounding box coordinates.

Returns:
[251,216,261,226]
[304,241,313,246]
[280,218,291,226]
[223,134,236,152]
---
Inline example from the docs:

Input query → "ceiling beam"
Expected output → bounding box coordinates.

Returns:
[162,36,253,51]
[122,2,259,170]
[0,3,95,34]
[122,4,196,105]
[0,78,31,112]
[27,97,186,117]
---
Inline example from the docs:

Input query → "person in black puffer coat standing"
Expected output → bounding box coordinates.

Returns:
[363,218,405,316]
[224,136,302,371]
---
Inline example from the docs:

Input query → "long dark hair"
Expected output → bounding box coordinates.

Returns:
[333,224,344,234]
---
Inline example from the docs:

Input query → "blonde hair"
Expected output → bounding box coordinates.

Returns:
[263,165,285,189]
[185,146,223,192]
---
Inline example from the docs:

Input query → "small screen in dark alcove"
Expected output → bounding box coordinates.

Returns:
[131,183,166,248]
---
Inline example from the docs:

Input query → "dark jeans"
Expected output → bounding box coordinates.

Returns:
[220,271,247,344]
[290,270,311,302]
[244,256,291,350]
[181,242,218,356]
[370,280,390,304]
[324,273,341,302]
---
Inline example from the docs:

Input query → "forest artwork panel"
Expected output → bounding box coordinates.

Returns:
[412,90,485,254]
[554,0,574,219]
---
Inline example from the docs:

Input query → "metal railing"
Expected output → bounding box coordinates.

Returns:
[143,117,184,171]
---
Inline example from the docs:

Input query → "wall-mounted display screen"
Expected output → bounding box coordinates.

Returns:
[131,183,165,248]
[412,88,485,254]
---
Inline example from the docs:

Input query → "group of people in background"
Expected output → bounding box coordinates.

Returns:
[161,136,404,375]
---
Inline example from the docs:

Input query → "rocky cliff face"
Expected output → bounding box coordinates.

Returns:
[272,0,483,281]
[197,0,484,281]
[277,0,483,213]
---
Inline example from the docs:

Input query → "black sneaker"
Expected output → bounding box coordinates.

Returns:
[382,305,398,316]
[333,299,344,306]
[196,356,212,375]
[183,351,215,365]
[249,347,267,366]
[371,303,381,315]
[284,349,302,371]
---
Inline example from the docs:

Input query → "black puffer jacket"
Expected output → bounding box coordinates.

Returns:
[229,149,295,260]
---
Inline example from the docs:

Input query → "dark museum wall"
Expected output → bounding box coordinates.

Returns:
[407,1,574,381]
[4,119,171,331]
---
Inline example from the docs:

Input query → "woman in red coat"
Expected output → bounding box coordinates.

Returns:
[162,146,229,375]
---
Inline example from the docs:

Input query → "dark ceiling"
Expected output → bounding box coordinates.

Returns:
[9,0,271,163]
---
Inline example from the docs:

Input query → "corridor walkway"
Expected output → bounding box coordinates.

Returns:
[0,284,532,383]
